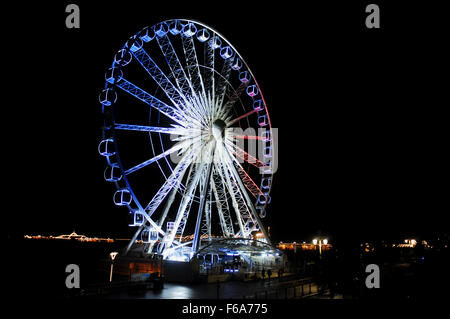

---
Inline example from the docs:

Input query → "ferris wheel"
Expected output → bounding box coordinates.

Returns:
[98,19,275,261]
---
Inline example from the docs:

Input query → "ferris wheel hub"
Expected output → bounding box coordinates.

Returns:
[211,119,226,141]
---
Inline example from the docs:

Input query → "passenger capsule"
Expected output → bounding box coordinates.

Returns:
[98,139,115,156]
[196,28,210,42]
[113,188,132,206]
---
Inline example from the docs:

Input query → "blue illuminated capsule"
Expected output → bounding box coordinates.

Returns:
[129,38,143,52]
[239,71,251,83]
[104,165,122,182]
[183,22,197,37]
[98,139,115,156]
[263,146,272,158]
[261,177,272,190]
[260,130,271,142]
[155,22,168,38]
[114,49,132,66]
[139,27,155,42]
[196,28,210,42]
[258,114,268,127]
[262,161,272,174]
[169,20,183,35]
[99,89,117,106]
[246,85,259,97]
[253,99,264,111]
[114,188,132,206]
[220,46,233,59]
[232,58,242,70]
[105,67,123,84]
[257,193,271,205]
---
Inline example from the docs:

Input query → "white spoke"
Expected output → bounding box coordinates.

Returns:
[132,46,187,110]
[144,142,204,214]
[219,82,249,119]
[114,123,185,135]
[216,57,233,109]
[222,147,270,242]
[182,32,206,100]
[211,164,235,237]
[215,145,247,237]
[116,78,187,126]
[160,150,208,254]
[156,34,195,98]
[124,137,200,175]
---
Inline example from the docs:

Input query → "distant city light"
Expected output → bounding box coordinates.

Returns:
[23,232,114,243]
[312,239,318,245]
[323,239,328,245]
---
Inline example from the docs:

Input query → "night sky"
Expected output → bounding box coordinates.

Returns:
[5,1,448,243]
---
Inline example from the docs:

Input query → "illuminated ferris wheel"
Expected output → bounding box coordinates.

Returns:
[98,19,275,261]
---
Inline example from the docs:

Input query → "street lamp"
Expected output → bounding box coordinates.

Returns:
[109,251,118,282]
[312,238,329,258]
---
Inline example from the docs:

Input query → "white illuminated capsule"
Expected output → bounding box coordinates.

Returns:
[141,228,159,243]
[129,210,144,227]
[183,22,197,37]
[196,28,210,42]
[220,46,233,59]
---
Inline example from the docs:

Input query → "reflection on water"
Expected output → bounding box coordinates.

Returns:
[104,280,280,299]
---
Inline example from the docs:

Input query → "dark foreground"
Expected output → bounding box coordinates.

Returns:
[6,236,450,300]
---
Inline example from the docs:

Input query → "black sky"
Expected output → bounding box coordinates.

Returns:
[5,1,448,242]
